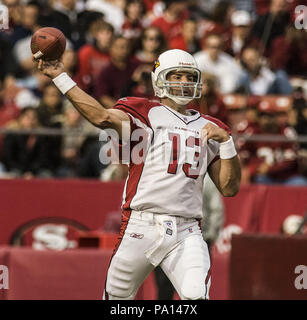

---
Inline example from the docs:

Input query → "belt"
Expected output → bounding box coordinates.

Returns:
[130,210,197,224]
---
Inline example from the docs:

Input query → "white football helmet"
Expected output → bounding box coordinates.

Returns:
[152,49,202,105]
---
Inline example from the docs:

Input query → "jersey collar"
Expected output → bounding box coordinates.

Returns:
[162,105,201,124]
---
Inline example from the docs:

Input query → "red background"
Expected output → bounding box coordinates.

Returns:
[0,179,307,299]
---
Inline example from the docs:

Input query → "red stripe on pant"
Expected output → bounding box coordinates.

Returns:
[205,267,211,285]
[103,209,132,300]
[204,267,211,299]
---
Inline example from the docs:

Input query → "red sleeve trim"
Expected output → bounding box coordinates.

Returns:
[113,103,151,128]
[202,115,231,135]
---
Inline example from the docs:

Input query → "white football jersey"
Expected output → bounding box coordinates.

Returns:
[113,97,230,219]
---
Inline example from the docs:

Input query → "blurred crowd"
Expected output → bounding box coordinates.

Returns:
[0,0,306,184]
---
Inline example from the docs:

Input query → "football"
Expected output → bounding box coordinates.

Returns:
[31,27,66,61]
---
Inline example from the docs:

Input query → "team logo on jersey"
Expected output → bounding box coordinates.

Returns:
[130,233,144,239]
[166,228,173,236]
[188,227,193,233]
[153,60,160,72]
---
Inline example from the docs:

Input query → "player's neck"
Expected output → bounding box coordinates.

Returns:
[161,98,188,115]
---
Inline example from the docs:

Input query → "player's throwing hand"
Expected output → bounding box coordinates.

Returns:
[33,57,65,79]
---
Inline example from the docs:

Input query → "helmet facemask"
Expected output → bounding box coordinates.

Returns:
[153,67,203,105]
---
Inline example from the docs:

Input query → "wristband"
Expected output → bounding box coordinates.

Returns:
[52,72,76,95]
[219,136,237,159]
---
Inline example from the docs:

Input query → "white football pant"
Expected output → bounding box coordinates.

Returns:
[103,210,211,300]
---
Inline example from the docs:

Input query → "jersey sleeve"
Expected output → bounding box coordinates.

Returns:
[113,97,152,129]
[112,97,154,164]
[202,115,232,135]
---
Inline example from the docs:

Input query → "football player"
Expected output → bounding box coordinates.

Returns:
[34,49,241,300]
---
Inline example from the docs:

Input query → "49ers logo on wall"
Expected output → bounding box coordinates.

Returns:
[9,218,89,251]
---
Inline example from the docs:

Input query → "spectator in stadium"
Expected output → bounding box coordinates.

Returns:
[226,10,261,58]
[125,26,166,98]
[11,2,44,75]
[10,0,40,45]
[151,0,189,44]
[0,78,20,128]
[76,137,107,178]
[85,0,125,34]
[12,69,51,100]
[235,101,262,184]
[141,0,165,24]
[0,77,20,168]
[61,48,78,79]
[142,0,161,13]
[269,25,307,78]
[121,0,146,45]
[36,83,63,128]
[252,0,291,52]
[1,0,22,37]
[240,107,307,185]
[135,26,167,65]
[123,65,155,99]
[35,83,66,175]
[48,0,83,46]
[193,0,220,17]
[198,0,234,44]
[291,88,307,146]
[191,72,228,124]
[2,107,52,178]
[94,36,140,108]
[193,33,244,94]
[236,98,260,136]
[290,89,307,180]
[56,102,87,177]
[75,21,114,94]
[0,33,19,81]
[238,47,293,95]
[75,11,105,48]
[0,75,39,109]
[169,18,201,55]
[12,27,38,75]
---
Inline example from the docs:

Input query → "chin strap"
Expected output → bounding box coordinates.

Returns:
[169,96,194,106]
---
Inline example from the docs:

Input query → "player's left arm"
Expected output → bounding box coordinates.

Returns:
[203,123,241,197]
